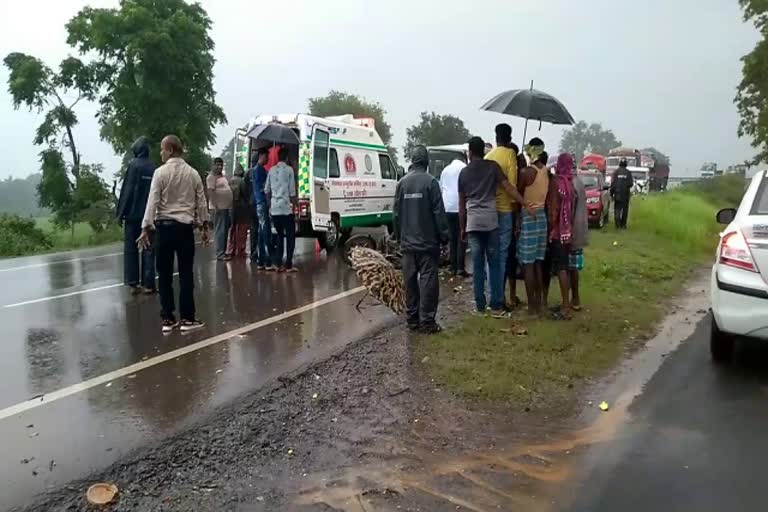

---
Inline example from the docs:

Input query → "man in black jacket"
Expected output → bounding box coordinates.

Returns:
[610,159,634,229]
[117,136,156,294]
[393,145,449,333]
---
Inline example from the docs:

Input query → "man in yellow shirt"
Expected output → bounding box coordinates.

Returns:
[485,123,522,309]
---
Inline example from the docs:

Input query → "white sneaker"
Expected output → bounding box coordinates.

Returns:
[179,320,205,332]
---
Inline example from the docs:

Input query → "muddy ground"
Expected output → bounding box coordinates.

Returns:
[17,278,593,512]
[18,272,711,512]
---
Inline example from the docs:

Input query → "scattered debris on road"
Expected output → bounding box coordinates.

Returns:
[86,483,118,506]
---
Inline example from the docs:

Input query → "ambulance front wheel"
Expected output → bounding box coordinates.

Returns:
[316,219,340,253]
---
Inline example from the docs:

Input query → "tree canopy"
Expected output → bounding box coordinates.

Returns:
[0,174,47,216]
[220,136,236,171]
[559,121,622,159]
[3,52,111,235]
[404,112,471,159]
[308,90,393,148]
[65,0,226,171]
[736,0,768,163]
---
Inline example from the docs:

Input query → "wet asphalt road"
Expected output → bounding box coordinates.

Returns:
[563,315,768,512]
[0,235,386,511]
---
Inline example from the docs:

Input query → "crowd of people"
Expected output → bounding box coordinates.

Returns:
[205,148,298,272]
[117,125,633,335]
[117,136,300,333]
[393,123,596,335]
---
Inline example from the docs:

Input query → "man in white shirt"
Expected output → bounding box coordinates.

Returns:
[139,135,210,333]
[439,153,469,277]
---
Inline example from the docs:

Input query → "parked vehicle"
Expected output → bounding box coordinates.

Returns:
[232,113,401,251]
[578,170,611,228]
[629,166,650,195]
[607,147,642,176]
[580,154,607,175]
[710,170,768,362]
[427,144,469,179]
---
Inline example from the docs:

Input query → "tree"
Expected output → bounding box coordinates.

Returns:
[4,52,111,239]
[220,136,236,171]
[308,91,396,160]
[0,174,47,217]
[404,111,471,159]
[65,0,227,171]
[559,121,622,159]
[736,0,768,164]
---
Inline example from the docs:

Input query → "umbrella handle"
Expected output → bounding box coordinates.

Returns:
[522,118,529,148]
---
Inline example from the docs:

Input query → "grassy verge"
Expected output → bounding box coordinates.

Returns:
[416,175,744,405]
[35,218,122,253]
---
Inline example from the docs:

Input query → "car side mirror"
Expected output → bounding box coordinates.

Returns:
[716,208,737,225]
[397,166,405,180]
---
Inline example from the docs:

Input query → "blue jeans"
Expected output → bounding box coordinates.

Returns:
[468,229,504,311]
[254,202,272,266]
[213,209,231,258]
[498,212,515,283]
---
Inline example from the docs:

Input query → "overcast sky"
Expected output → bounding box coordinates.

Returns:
[0,0,759,179]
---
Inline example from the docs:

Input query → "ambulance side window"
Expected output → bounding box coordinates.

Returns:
[379,154,395,180]
[329,149,340,178]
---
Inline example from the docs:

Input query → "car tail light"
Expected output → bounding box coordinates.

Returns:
[720,230,757,272]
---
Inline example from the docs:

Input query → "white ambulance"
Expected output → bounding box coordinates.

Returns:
[233,114,402,251]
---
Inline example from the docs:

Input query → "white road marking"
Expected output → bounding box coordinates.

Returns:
[0,252,122,273]
[0,242,205,274]
[3,272,180,309]
[0,286,365,421]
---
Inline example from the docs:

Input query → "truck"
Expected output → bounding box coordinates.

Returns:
[580,154,607,174]
[607,146,670,191]
[606,147,642,174]
[232,113,401,251]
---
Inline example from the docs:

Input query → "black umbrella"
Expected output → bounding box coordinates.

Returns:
[245,123,301,146]
[481,81,575,143]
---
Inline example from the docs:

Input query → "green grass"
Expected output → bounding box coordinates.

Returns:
[416,181,733,406]
[35,218,122,252]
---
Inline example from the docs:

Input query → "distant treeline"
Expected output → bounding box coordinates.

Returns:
[0,174,48,217]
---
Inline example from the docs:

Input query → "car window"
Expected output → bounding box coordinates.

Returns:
[580,175,600,189]
[428,149,464,179]
[379,154,395,180]
[751,177,768,215]
[329,149,340,178]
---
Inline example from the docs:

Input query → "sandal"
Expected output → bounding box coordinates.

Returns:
[551,310,572,321]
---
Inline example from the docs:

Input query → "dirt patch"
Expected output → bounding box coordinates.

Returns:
[18,272,710,512]
[17,280,579,512]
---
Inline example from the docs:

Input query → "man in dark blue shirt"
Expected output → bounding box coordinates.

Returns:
[248,148,272,269]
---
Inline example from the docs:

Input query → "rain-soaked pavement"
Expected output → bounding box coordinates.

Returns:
[0,236,386,511]
[558,285,768,511]
[6,243,768,512]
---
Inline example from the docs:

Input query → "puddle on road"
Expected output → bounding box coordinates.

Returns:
[295,275,711,511]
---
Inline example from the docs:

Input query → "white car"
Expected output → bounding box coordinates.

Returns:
[710,170,768,362]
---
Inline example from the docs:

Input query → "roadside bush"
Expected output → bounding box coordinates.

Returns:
[631,190,721,255]
[0,214,53,257]
[681,174,746,209]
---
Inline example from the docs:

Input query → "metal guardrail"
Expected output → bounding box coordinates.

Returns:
[666,177,703,189]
